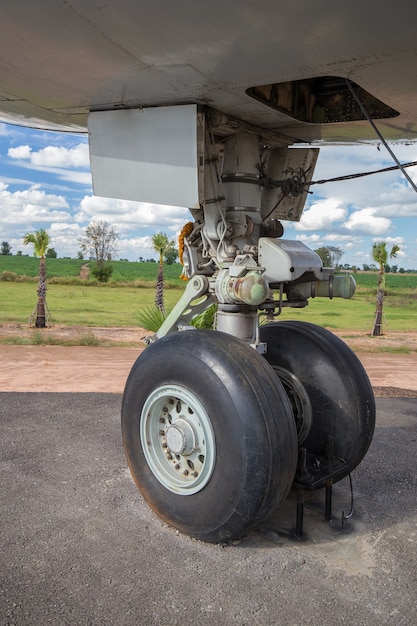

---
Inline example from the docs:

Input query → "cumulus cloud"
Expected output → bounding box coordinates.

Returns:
[8,145,32,160]
[294,233,321,244]
[0,182,72,244]
[294,198,347,231]
[8,142,89,168]
[118,235,155,258]
[344,208,392,234]
[7,142,91,186]
[76,195,191,234]
[0,182,69,212]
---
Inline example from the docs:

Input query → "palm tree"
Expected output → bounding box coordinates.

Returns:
[152,232,175,311]
[23,228,50,328]
[371,241,400,336]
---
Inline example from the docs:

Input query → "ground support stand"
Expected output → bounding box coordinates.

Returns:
[293,437,352,540]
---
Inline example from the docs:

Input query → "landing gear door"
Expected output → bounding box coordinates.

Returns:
[88,105,204,209]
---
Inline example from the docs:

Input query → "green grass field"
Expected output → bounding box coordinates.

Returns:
[1,255,416,288]
[0,256,185,285]
[1,258,416,331]
[1,278,416,331]
[0,282,184,327]
[0,256,85,278]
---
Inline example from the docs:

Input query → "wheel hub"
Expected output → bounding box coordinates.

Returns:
[166,418,196,455]
[140,384,216,495]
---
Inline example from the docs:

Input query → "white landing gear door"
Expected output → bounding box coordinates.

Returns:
[88,105,203,209]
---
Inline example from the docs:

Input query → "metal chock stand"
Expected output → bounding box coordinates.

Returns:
[293,435,351,540]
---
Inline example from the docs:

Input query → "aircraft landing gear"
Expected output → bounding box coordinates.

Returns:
[96,105,376,541]
[121,330,298,543]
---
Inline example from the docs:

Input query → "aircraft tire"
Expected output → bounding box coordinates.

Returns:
[121,329,297,543]
[260,321,375,482]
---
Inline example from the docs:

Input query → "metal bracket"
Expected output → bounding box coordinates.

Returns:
[156,275,214,339]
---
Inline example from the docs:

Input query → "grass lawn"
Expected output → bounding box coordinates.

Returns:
[0,282,184,327]
[0,256,186,285]
[1,279,416,332]
[277,291,417,332]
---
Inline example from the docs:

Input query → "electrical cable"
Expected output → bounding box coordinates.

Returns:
[311,159,417,186]
[345,78,417,193]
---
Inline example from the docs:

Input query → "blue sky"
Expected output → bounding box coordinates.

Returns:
[1,121,417,269]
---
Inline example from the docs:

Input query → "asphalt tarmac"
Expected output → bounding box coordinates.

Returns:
[1,393,416,625]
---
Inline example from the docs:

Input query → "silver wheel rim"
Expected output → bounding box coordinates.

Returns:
[140,384,216,495]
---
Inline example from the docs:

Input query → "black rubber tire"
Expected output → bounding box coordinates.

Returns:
[121,330,297,543]
[260,321,375,480]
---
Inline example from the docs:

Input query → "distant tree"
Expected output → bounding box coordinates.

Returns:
[16,250,22,256]
[152,232,176,310]
[23,228,50,328]
[1,241,12,255]
[164,247,179,265]
[314,246,343,268]
[327,246,344,268]
[315,247,332,266]
[78,221,119,282]
[46,247,57,258]
[77,251,84,260]
[371,241,400,336]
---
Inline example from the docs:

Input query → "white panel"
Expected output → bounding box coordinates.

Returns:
[258,238,323,282]
[88,105,200,208]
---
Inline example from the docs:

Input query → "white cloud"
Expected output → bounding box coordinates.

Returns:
[7,142,91,187]
[294,233,321,244]
[118,235,155,258]
[8,145,32,159]
[344,208,392,234]
[76,195,191,234]
[294,198,347,231]
[0,182,69,211]
[372,235,404,245]
[0,183,71,239]
[8,142,89,168]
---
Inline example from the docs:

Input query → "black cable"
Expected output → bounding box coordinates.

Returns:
[345,78,417,193]
[311,160,417,186]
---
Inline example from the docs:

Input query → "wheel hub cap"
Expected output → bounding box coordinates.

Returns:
[166,418,196,455]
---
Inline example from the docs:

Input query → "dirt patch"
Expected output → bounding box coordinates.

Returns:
[0,323,151,346]
[331,328,417,354]
[78,263,90,280]
[0,324,416,395]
